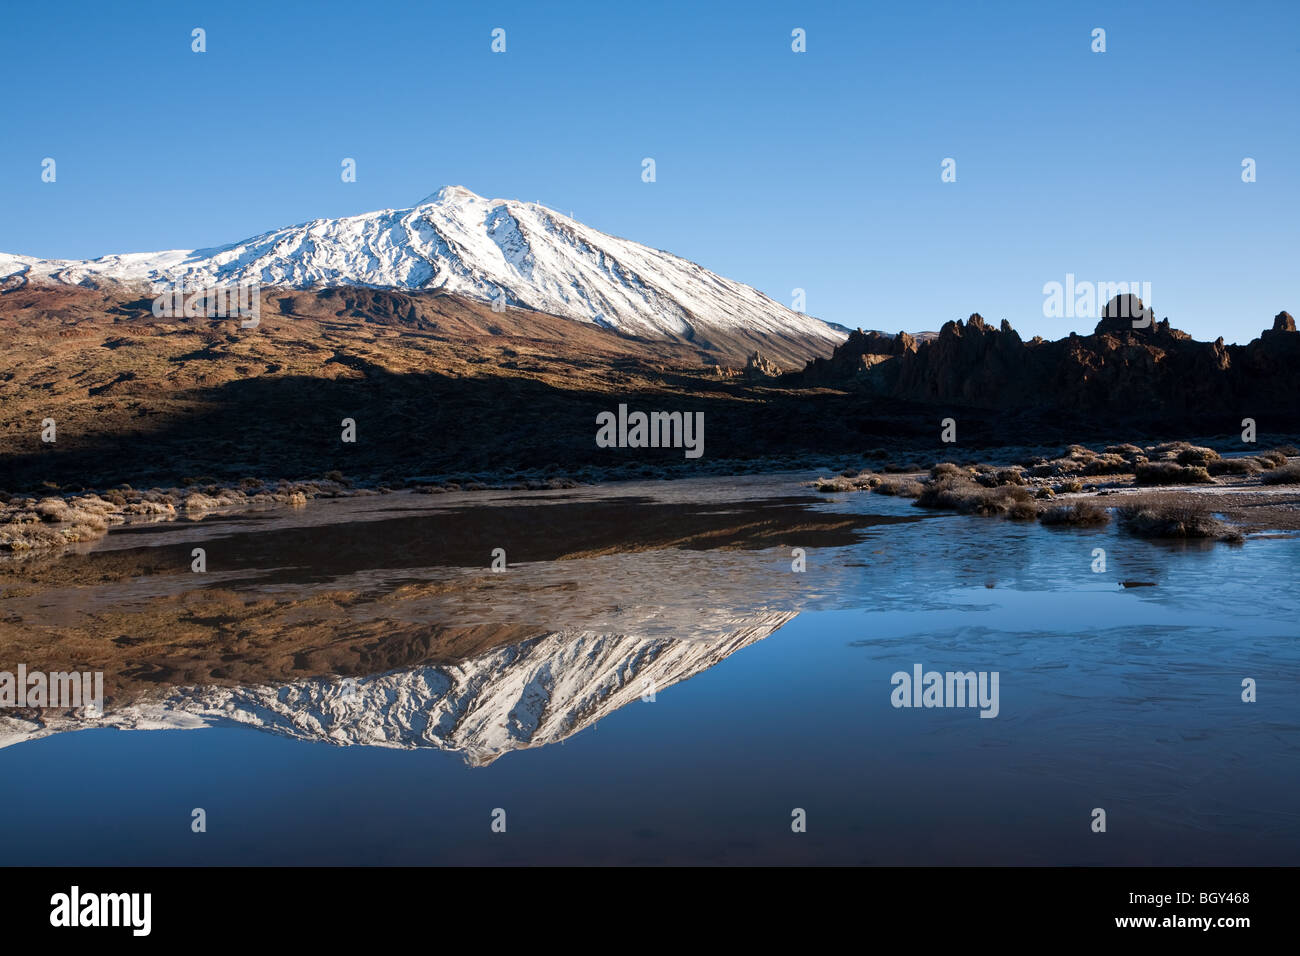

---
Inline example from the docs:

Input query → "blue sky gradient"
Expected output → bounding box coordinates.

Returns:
[1,0,1295,342]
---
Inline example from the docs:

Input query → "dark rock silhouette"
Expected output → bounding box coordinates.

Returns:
[798,297,1299,419]
[1093,293,1157,336]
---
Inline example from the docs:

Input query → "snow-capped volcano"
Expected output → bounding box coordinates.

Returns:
[0,186,843,346]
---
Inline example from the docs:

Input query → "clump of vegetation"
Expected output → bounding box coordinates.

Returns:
[0,494,118,552]
[1207,457,1260,476]
[1006,498,1040,521]
[1148,441,1196,460]
[1080,453,1133,476]
[1104,443,1144,457]
[874,477,923,497]
[1134,462,1214,486]
[1175,446,1220,466]
[973,467,1027,488]
[913,476,972,510]
[1256,449,1288,468]
[1039,501,1111,526]
[1117,499,1242,542]
[1259,461,1300,485]
[815,472,881,492]
[1027,443,1141,479]
[930,462,966,479]
[914,476,1037,518]
[0,478,365,554]
[815,475,862,492]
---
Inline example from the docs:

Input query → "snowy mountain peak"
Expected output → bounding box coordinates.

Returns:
[418,184,484,205]
[0,188,845,350]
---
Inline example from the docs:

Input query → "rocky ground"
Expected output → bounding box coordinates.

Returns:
[813,440,1300,536]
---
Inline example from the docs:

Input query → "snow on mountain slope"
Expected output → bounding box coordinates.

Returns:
[0,612,795,764]
[0,186,843,346]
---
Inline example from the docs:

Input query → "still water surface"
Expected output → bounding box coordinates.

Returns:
[1,474,1296,864]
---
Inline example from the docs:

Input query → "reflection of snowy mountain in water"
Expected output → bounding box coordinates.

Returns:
[0,611,795,764]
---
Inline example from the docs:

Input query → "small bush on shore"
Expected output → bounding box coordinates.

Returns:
[1149,441,1198,461]
[1256,450,1288,468]
[1006,499,1039,521]
[1104,444,1143,457]
[914,477,1035,517]
[1081,453,1133,476]
[1039,501,1111,526]
[1134,462,1214,485]
[973,467,1026,488]
[1175,446,1220,466]
[875,477,923,497]
[815,472,885,493]
[1260,461,1300,485]
[1117,500,1242,542]
[1207,457,1260,476]
[816,475,863,492]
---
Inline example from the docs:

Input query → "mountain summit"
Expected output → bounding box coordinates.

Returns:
[0,186,843,349]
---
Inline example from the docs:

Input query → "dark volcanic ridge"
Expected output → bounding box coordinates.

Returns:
[796,295,1299,419]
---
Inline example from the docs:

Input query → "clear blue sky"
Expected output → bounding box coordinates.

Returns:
[1,0,1295,343]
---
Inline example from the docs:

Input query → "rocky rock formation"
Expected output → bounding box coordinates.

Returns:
[1267,310,1295,334]
[744,350,783,380]
[798,297,1300,423]
[801,328,917,385]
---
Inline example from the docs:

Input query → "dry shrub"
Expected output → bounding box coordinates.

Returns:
[914,477,1035,516]
[874,477,923,497]
[1175,446,1220,466]
[930,462,966,479]
[1134,462,1214,485]
[1081,453,1133,475]
[1207,457,1260,476]
[815,476,859,492]
[1117,499,1242,542]
[1006,499,1040,521]
[1149,441,1196,461]
[1039,501,1111,526]
[1104,444,1143,458]
[1259,461,1300,485]
[1256,450,1288,468]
